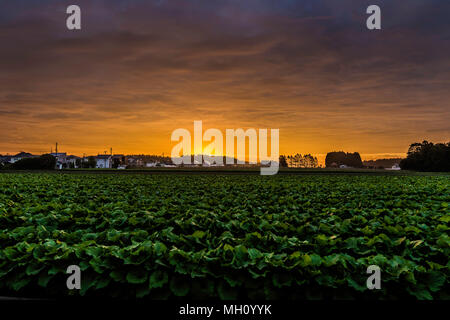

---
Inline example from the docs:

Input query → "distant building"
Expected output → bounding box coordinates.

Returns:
[112,154,125,161]
[126,157,136,166]
[146,162,157,167]
[0,155,11,164]
[111,154,125,168]
[10,152,36,163]
[386,163,401,171]
[95,155,112,168]
[50,152,67,169]
[125,156,145,167]
[66,155,81,168]
[50,152,67,163]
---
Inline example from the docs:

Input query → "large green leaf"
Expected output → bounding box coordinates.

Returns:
[149,270,168,289]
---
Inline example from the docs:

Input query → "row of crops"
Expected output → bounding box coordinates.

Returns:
[0,173,448,299]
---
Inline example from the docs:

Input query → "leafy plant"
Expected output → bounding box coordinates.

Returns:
[0,173,448,299]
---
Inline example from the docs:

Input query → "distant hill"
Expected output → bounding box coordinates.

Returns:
[363,158,403,168]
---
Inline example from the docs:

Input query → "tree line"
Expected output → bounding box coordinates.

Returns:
[0,154,56,170]
[400,141,449,172]
[2,141,448,171]
[279,154,319,168]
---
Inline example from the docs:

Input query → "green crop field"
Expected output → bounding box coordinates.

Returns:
[0,172,448,299]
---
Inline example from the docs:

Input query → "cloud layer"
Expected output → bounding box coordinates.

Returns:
[0,0,449,159]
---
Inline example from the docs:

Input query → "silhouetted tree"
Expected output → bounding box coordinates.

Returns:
[279,155,288,167]
[293,153,302,167]
[325,151,363,168]
[87,156,97,168]
[400,141,450,172]
[39,154,57,169]
[282,154,319,168]
[303,154,318,168]
[12,154,56,170]
[287,155,293,167]
[112,158,122,169]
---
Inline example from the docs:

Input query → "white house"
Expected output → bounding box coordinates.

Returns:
[95,155,112,168]
[386,163,401,170]
[66,155,80,168]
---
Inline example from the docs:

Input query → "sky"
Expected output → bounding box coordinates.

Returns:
[0,0,449,163]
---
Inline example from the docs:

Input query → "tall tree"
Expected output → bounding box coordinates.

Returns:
[400,141,450,172]
[279,155,288,168]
